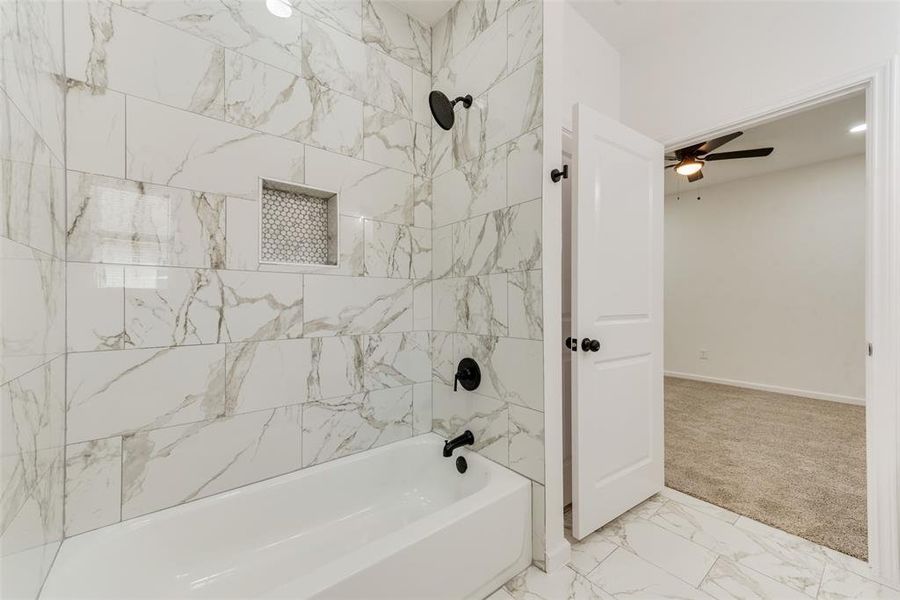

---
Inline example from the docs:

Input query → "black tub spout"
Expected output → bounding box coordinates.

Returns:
[443,430,475,457]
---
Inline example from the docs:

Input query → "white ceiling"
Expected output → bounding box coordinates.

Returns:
[665,92,866,191]
[389,0,456,25]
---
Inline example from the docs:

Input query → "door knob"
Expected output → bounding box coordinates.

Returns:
[581,338,600,352]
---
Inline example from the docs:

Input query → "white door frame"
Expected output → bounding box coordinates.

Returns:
[657,58,900,579]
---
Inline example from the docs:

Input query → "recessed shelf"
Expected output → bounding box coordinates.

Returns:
[259,178,339,268]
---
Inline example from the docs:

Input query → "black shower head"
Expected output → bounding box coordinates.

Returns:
[429,90,473,130]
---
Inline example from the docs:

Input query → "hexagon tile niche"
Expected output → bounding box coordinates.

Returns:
[259,178,339,267]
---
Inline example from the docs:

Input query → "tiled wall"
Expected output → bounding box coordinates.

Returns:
[61,0,434,539]
[0,0,67,596]
[428,0,546,564]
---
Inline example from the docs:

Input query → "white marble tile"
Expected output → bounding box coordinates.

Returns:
[64,437,121,536]
[430,331,455,387]
[0,157,65,259]
[364,46,413,118]
[660,488,740,524]
[307,335,365,400]
[122,406,301,519]
[818,563,900,600]
[126,97,305,201]
[225,339,309,415]
[0,55,65,166]
[0,239,65,384]
[453,199,542,276]
[124,267,303,348]
[1,356,65,459]
[486,57,542,151]
[505,565,612,600]
[568,530,619,577]
[121,0,305,75]
[433,13,508,101]
[305,147,414,225]
[67,172,226,269]
[700,557,810,600]
[431,125,454,176]
[432,382,508,466]
[0,87,60,170]
[819,547,898,590]
[650,501,825,596]
[301,17,365,100]
[509,404,543,482]
[507,0,542,72]
[454,334,543,410]
[67,262,125,352]
[587,547,716,599]
[433,275,508,336]
[413,174,432,229]
[302,386,412,466]
[412,381,432,435]
[411,227,432,279]
[362,0,430,74]
[507,127,543,206]
[487,587,516,600]
[595,513,718,587]
[431,0,512,74]
[364,331,430,388]
[363,105,428,174]
[509,270,543,340]
[627,494,668,520]
[303,274,412,336]
[65,0,225,118]
[433,143,507,227]
[0,532,61,600]
[294,0,362,40]
[67,345,226,444]
[432,223,454,279]
[224,51,363,157]
[411,69,431,127]
[413,279,432,331]
[65,82,126,179]
[532,481,546,566]
[450,90,490,167]
[364,221,430,279]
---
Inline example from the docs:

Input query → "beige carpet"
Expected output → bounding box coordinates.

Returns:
[665,376,867,559]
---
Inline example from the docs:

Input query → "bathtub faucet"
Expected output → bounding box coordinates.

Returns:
[443,430,475,457]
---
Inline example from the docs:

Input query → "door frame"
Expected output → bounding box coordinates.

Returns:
[657,59,900,579]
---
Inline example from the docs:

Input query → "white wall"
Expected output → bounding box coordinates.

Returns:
[615,1,900,143]
[665,155,866,402]
[562,1,620,128]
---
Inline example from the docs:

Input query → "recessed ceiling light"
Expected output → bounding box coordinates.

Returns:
[266,0,292,18]
[849,123,867,133]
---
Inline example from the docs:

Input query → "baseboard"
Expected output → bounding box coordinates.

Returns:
[543,538,572,573]
[664,371,866,406]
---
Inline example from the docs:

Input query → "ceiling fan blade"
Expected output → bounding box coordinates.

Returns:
[665,154,678,161]
[687,170,704,183]
[665,164,676,169]
[696,131,743,155]
[704,147,774,161]
[674,143,704,160]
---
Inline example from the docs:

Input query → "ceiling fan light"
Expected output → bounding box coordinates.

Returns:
[675,158,704,176]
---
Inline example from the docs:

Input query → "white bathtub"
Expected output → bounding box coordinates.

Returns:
[41,434,532,599]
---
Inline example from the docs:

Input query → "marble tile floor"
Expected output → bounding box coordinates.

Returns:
[488,487,900,600]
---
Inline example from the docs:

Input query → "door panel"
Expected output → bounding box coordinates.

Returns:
[571,103,664,540]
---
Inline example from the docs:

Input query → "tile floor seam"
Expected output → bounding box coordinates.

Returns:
[694,552,722,591]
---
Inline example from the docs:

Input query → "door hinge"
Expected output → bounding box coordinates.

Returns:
[551,165,569,183]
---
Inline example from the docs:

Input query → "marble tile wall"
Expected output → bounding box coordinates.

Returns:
[429,0,545,566]
[0,0,67,597]
[60,0,435,543]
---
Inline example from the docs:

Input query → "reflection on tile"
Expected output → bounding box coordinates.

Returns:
[509,404,543,482]
[67,172,226,269]
[64,437,121,536]
[432,382,508,466]
[126,97,305,201]
[509,270,543,340]
[362,0,430,73]
[305,147,414,225]
[364,331,430,389]
[225,51,363,158]
[66,345,226,444]
[412,381,432,435]
[225,339,309,415]
[505,565,612,600]
[303,275,412,337]
[65,0,225,118]
[587,548,716,599]
[701,557,809,600]
[65,82,125,179]
[302,386,412,467]
[124,267,303,348]
[122,406,301,519]
[67,262,125,352]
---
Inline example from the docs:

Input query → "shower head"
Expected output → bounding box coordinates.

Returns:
[429,90,473,130]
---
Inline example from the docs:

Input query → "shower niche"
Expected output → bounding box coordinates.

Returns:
[259,178,340,268]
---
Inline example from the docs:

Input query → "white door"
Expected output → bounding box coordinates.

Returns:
[570,103,664,540]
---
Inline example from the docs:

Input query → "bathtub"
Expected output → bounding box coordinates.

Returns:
[41,434,532,599]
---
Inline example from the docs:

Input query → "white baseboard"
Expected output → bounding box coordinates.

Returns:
[664,371,866,406]
[543,538,572,573]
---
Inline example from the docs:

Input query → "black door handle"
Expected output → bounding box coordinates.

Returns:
[581,338,600,352]
[565,337,578,351]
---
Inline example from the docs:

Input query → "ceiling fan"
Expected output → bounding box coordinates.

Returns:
[666,132,774,182]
